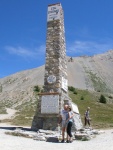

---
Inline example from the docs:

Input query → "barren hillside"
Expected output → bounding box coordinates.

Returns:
[0,50,113,106]
[68,50,113,93]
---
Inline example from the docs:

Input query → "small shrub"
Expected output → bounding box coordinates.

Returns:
[68,86,75,92]
[97,90,100,92]
[80,96,84,100]
[73,90,77,94]
[108,95,113,99]
[0,84,2,92]
[99,95,106,104]
[34,85,40,92]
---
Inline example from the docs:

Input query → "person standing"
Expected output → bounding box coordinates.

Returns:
[84,107,91,128]
[66,106,74,143]
[58,104,69,142]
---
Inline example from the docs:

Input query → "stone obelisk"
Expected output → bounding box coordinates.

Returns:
[32,3,82,130]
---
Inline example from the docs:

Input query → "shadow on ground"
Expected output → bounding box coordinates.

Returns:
[0,126,36,132]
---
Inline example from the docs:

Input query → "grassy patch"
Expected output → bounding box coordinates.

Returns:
[69,89,113,128]
[12,99,38,126]
[1,87,113,129]
[0,102,7,114]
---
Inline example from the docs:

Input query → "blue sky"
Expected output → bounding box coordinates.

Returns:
[0,0,113,78]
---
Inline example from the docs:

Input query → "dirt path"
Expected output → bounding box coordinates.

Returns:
[0,108,16,120]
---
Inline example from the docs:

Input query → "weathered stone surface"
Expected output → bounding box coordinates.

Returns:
[5,127,105,143]
[75,133,89,140]
[36,133,46,136]
[92,130,105,135]
[34,136,46,141]
[5,130,36,138]
[74,128,106,141]
[38,129,55,135]
[72,113,83,130]
[55,83,61,88]
[81,135,91,141]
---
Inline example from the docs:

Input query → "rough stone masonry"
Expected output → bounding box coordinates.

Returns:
[31,3,82,131]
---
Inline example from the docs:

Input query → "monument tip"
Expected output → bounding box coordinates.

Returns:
[48,3,61,6]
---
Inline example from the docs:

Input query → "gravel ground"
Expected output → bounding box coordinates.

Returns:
[0,124,113,150]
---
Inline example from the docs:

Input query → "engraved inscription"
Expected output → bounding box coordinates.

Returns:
[47,4,61,21]
[41,95,59,114]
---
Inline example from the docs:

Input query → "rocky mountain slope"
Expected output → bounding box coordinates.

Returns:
[68,50,113,93]
[0,50,113,107]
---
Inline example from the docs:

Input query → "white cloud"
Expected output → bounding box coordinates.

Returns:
[35,45,45,53]
[5,45,46,58]
[5,46,34,56]
[5,39,113,58]
[67,39,113,56]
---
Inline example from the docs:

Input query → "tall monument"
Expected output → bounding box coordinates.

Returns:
[32,3,82,130]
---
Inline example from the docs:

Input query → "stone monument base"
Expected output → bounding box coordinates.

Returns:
[31,92,62,131]
[31,92,83,131]
[31,115,59,131]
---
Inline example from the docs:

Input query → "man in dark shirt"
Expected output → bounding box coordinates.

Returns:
[84,107,91,127]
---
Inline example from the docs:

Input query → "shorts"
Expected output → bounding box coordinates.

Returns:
[62,120,67,128]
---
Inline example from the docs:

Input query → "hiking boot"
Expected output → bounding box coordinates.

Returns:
[61,139,64,143]
[66,140,69,143]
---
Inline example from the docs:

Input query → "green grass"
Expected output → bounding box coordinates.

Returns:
[12,89,113,128]
[0,102,7,114]
[69,89,113,128]
[1,88,113,129]
[12,99,37,126]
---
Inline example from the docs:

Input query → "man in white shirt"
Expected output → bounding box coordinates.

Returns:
[58,104,69,142]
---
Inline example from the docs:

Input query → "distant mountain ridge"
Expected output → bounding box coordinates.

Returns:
[0,50,113,106]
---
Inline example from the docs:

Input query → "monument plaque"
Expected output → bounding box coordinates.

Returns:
[62,77,68,92]
[47,4,61,21]
[41,95,59,114]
